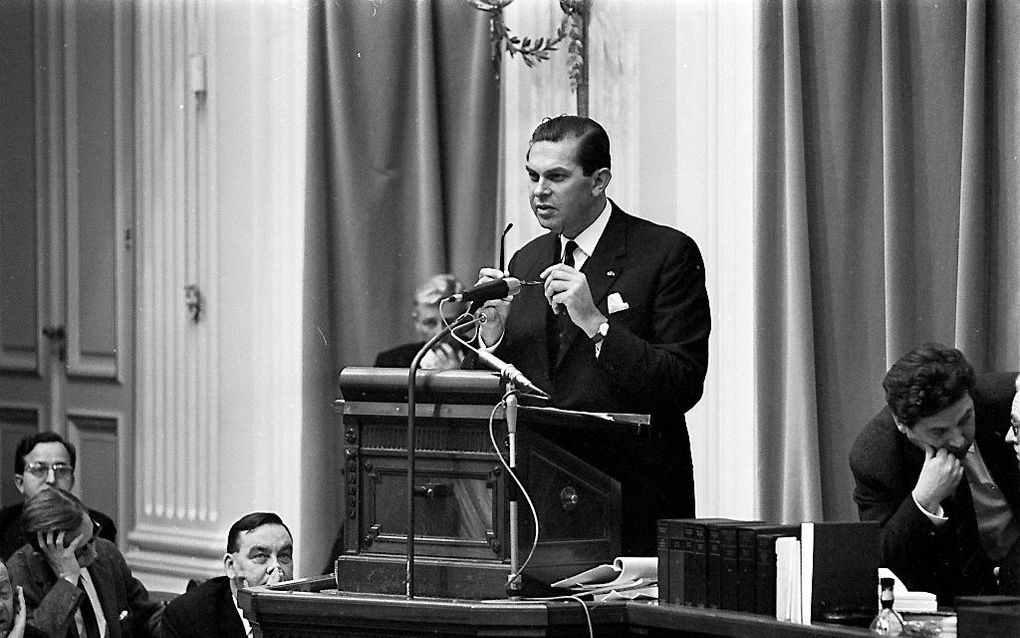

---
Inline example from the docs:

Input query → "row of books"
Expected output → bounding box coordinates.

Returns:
[656,518,880,623]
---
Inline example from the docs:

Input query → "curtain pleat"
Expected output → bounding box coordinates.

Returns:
[755,0,1020,523]
[310,0,499,370]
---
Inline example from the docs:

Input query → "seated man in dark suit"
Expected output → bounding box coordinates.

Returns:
[6,488,162,637]
[850,343,1020,604]
[374,273,468,370]
[159,512,293,638]
[0,433,116,561]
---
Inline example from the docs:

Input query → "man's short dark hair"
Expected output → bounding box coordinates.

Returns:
[883,343,976,427]
[20,488,88,552]
[529,115,611,176]
[226,512,292,554]
[14,432,76,474]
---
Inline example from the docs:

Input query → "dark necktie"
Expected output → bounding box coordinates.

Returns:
[562,240,577,269]
[76,578,101,638]
[553,241,579,360]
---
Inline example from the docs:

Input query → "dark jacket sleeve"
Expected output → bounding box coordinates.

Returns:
[6,548,82,638]
[849,426,953,592]
[156,602,185,638]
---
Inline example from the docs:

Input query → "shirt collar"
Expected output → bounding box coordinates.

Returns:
[561,199,612,260]
[233,589,253,637]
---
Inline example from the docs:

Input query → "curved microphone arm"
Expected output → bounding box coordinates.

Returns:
[404,312,480,598]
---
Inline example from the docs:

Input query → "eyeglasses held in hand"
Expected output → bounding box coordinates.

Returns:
[23,462,74,480]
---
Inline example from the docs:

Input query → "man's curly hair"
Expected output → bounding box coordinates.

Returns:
[883,343,975,427]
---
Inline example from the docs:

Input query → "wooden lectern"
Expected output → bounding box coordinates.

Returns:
[335,367,639,599]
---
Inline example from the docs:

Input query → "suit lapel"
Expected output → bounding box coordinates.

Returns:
[553,206,626,367]
[86,553,119,637]
[217,582,246,637]
[976,426,1020,513]
[508,233,559,377]
[581,205,627,308]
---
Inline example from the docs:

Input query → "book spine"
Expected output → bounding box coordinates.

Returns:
[686,522,709,607]
[657,519,670,603]
[736,529,758,613]
[667,520,686,606]
[706,524,724,609]
[755,533,783,616]
[719,527,741,611]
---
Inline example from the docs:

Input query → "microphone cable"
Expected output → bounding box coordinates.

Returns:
[488,389,540,581]
[484,391,596,638]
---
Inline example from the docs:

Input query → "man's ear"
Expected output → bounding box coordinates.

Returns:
[591,167,612,196]
[224,553,237,578]
[13,475,24,495]
[893,418,909,435]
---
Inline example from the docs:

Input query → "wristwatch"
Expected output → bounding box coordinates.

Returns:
[591,321,610,344]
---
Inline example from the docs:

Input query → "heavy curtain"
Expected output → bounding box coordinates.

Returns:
[756,0,1020,523]
[307,0,500,371]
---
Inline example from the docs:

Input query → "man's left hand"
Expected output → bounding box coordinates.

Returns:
[10,585,26,638]
[1010,374,1020,463]
[540,263,606,337]
[1012,374,1020,429]
[264,565,284,586]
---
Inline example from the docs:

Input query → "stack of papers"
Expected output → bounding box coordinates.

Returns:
[879,568,938,613]
[551,557,658,601]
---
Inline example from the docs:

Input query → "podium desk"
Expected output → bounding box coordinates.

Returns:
[335,368,647,597]
[238,576,876,638]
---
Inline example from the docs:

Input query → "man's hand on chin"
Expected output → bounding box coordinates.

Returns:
[913,444,964,515]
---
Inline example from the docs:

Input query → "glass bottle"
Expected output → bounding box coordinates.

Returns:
[869,577,905,635]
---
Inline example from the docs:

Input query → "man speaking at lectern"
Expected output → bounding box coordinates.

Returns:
[472,115,711,556]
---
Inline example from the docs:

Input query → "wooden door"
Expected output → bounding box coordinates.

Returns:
[0,0,133,536]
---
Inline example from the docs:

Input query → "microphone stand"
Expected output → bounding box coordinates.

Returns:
[504,381,522,596]
[405,312,478,599]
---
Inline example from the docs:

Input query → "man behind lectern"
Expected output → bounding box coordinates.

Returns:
[472,115,711,556]
[851,343,1020,602]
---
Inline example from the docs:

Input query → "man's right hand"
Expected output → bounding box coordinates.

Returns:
[37,529,83,584]
[475,267,511,347]
[912,444,964,515]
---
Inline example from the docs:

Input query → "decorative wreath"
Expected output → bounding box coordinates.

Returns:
[469,0,587,89]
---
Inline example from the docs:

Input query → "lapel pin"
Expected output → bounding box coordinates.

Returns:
[606,270,616,277]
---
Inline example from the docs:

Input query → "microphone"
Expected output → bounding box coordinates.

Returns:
[475,349,549,399]
[445,278,523,304]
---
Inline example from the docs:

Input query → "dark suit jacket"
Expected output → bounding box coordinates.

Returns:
[850,372,1020,602]
[0,503,116,561]
[158,576,245,638]
[374,342,427,368]
[375,340,468,369]
[7,537,163,638]
[491,202,711,555]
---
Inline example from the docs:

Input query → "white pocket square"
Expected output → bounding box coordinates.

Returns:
[607,292,629,314]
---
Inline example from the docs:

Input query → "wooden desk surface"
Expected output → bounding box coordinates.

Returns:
[238,576,876,638]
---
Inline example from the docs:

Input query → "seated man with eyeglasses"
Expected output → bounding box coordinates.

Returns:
[6,488,163,638]
[0,433,116,561]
